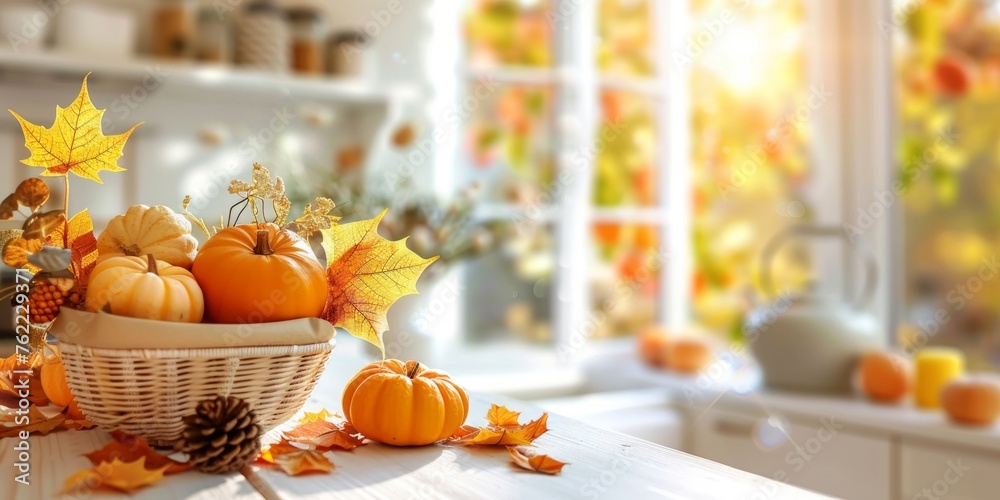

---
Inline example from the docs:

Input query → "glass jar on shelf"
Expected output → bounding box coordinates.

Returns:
[236,0,288,72]
[287,7,325,75]
[152,0,194,59]
[195,7,231,63]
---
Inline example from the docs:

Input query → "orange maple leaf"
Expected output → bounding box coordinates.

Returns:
[259,439,335,476]
[0,351,49,408]
[62,457,169,495]
[507,446,567,474]
[449,425,534,446]
[487,404,522,427]
[320,210,438,353]
[85,431,191,474]
[284,419,365,451]
[48,209,98,281]
[10,74,141,183]
[0,404,65,438]
[447,405,549,447]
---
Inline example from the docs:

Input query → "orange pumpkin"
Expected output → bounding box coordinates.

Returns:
[192,223,327,324]
[858,351,913,404]
[41,352,74,407]
[342,360,469,446]
[942,376,1000,426]
[666,337,714,374]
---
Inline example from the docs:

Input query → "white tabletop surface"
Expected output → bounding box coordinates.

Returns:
[0,336,830,499]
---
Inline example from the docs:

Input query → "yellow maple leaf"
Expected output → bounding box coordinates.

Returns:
[487,404,522,428]
[62,457,169,495]
[9,74,141,183]
[320,209,438,353]
[299,408,338,424]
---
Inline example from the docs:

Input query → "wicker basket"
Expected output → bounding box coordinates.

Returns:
[60,342,333,447]
[50,309,336,447]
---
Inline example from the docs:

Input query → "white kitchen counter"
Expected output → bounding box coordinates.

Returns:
[585,348,1000,455]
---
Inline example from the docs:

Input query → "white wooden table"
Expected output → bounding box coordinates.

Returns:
[0,345,830,499]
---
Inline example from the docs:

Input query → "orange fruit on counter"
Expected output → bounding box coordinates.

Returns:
[858,351,913,404]
[666,337,714,374]
[343,360,469,446]
[192,223,326,324]
[638,326,670,367]
[942,376,1000,426]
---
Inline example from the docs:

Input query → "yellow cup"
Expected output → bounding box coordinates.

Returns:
[914,347,965,409]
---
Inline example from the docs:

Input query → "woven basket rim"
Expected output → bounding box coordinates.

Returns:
[58,340,335,359]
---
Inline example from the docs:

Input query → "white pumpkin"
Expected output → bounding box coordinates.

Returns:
[97,205,198,268]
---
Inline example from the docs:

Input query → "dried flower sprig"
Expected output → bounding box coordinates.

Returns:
[183,163,341,239]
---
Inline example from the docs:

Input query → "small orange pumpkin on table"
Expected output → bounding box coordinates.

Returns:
[343,360,469,446]
[192,223,327,324]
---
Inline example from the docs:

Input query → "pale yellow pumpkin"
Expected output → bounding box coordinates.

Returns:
[343,360,469,446]
[85,254,204,323]
[97,205,198,268]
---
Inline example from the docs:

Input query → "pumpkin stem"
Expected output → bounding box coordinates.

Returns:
[406,362,421,379]
[254,229,274,256]
[145,254,159,275]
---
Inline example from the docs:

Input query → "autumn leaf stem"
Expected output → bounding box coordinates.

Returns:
[62,174,69,248]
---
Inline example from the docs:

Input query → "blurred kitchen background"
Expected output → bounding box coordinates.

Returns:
[3,0,1000,498]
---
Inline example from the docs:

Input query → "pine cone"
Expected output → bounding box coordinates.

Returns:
[178,395,262,474]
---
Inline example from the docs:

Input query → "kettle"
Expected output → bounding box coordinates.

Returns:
[745,226,881,393]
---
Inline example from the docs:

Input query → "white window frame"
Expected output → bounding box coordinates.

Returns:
[441,0,896,355]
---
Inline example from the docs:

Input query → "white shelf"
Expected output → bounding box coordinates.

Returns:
[464,65,564,86]
[598,75,664,96]
[0,50,393,103]
[473,203,557,223]
[591,206,665,224]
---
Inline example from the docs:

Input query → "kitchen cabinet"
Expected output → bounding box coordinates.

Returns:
[900,440,1000,500]
[692,408,892,500]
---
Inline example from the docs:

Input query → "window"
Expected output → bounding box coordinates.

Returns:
[690,0,815,339]
[894,0,1000,371]
[450,0,836,353]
